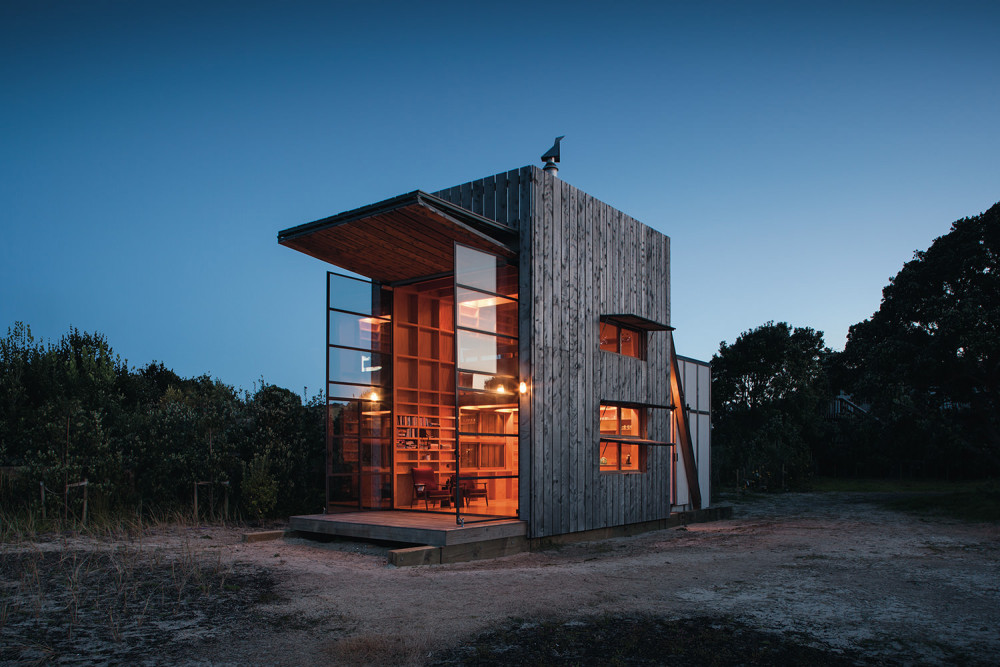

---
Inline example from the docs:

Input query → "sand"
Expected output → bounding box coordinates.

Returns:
[3,492,998,665]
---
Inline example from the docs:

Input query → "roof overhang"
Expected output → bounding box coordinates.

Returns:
[278,191,518,284]
[603,314,674,332]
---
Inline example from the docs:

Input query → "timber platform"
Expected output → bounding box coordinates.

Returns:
[288,506,731,566]
[289,511,526,547]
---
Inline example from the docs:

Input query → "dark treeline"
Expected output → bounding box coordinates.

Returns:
[0,323,325,522]
[713,201,1000,489]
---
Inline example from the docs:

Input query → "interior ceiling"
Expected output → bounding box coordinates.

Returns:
[278,194,517,284]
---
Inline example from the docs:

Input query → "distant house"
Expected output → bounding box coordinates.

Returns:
[278,164,711,540]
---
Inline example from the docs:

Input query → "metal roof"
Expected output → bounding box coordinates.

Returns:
[602,314,674,332]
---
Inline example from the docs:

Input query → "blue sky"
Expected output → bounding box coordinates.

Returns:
[2,1,998,396]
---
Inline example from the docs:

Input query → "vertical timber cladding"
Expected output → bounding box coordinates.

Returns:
[436,165,672,537]
[431,166,534,230]
[527,168,672,538]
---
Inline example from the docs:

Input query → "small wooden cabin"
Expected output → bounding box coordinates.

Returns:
[278,165,711,539]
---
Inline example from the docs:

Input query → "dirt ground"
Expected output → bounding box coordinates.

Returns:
[3,492,999,665]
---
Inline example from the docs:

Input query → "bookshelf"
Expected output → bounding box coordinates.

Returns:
[393,279,456,507]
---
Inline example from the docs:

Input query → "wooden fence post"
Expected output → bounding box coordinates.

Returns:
[64,480,89,528]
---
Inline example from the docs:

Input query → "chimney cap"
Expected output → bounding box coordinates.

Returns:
[541,136,564,175]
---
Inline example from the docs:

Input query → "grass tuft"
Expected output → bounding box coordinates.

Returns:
[0,539,275,664]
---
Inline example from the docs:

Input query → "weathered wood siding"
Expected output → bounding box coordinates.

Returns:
[432,167,534,230]
[525,167,673,538]
[442,165,676,538]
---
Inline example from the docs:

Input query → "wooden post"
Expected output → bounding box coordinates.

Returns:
[222,481,230,520]
[40,482,46,520]
[669,333,701,509]
[65,480,89,528]
[193,482,198,523]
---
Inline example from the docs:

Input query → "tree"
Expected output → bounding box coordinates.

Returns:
[712,322,830,489]
[245,384,325,516]
[241,452,278,522]
[1,322,326,520]
[0,325,129,513]
[840,201,1000,476]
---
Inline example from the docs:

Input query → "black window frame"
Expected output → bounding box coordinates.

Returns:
[599,403,648,473]
[599,318,647,360]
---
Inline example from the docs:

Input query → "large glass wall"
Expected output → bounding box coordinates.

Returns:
[325,248,519,520]
[391,277,457,511]
[326,272,392,511]
[454,244,519,520]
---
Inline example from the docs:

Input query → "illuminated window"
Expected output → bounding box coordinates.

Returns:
[599,403,645,472]
[599,319,646,359]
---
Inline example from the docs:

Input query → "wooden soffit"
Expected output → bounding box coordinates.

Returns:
[277,191,518,283]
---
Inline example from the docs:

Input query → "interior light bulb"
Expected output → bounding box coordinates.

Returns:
[519,381,527,394]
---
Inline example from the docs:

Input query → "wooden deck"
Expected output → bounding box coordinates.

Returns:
[289,511,527,547]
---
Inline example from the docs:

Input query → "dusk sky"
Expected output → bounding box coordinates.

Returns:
[3,1,998,396]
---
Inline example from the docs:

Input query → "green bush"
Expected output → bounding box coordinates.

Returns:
[241,453,278,522]
[0,322,324,524]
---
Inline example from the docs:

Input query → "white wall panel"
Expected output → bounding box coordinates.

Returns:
[698,414,711,503]
[698,364,711,412]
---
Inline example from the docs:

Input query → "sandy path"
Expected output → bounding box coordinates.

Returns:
[5,492,997,664]
[184,492,999,665]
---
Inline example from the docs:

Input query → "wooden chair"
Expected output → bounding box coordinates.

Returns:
[411,467,451,509]
[455,475,488,507]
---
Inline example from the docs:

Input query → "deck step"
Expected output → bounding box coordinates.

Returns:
[289,511,527,547]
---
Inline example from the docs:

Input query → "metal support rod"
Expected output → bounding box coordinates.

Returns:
[452,253,462,528]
